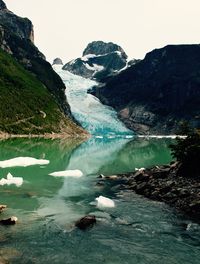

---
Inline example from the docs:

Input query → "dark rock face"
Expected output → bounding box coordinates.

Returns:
[63,41,128,80]
[0,0,6,10]
[75,215,96,230]
[91,45,200,134]
[101,162,200,222]
[52,58,63,65]
[0,0,73,119]
[83,41,127,59]
[0,4,34,42]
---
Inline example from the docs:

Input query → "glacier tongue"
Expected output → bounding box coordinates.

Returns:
[54,65,132,136]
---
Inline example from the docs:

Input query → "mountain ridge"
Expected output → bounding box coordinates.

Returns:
[91,44,200,134]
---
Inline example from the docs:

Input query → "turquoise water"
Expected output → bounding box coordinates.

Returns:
[0,137,199,263]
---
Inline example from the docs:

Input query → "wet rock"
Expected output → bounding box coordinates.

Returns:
[0,216,18,225]
[0,205,7,213]
[75,215,96,230]
[102,162,200,222]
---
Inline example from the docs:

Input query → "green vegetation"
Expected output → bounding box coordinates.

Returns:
[0,48,83,135]
[170,127,200,178]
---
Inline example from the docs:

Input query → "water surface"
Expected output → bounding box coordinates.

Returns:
[0,138,199,264]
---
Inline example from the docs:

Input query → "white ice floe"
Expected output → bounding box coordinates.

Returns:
[137,135,187,139]
[96,196,115,208]
[0,173,23,187]
[49,169,83,178]
[0,157,49,168]
[135,168,145,172]
[125,135,134,139]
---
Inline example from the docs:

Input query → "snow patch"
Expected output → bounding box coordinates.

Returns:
[49,169,83,178]
[0,157,49,168]
[84,63,104,73]
[0,173,23,187]
[96,196,115,208]
[81,54,96,61]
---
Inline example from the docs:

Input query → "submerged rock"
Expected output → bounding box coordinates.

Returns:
[0,216,18,225]
[75,215,96,230]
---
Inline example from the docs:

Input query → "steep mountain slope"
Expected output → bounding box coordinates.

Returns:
[63,41,128,80]
[91,45,200,134]
[0,48,85,136]
[0,0,85,136]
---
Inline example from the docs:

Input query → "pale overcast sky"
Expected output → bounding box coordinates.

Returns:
[5,0,200,63]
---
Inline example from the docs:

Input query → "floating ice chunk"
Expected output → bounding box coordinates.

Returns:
[125,135,134,139]
[135,168,145,172]
[137,135,187,139]
[95,136,103,139]
[49,169,83,178]
[96,196,115,208]
[0,173,23,187]
[0,157,49,168]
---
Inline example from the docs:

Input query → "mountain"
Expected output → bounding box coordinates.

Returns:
[52,58,63,65]
[62,41,128,80]
[0,0,86,136]
[91,45,200,134]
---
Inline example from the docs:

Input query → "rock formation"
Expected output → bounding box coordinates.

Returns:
[91,45,200,134]
[0,0,85,136]
[75,215,96,230]
[52,58,63,65]
[63,41,128,80]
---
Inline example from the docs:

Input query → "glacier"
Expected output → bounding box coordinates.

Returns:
[54,65,132,136]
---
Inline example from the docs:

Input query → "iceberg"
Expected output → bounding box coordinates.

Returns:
[96,196,115,208]
[0,173,23,187]
[49,169,83,178]
[0,157,49,168]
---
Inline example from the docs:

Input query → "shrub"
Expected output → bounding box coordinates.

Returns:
[170,129,200,178]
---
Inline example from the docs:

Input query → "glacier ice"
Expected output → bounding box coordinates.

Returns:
[49,169,83,178]
[53,65,132,137]
[96,195,115,208]
[0,157,49,168]
[0,173,23,187]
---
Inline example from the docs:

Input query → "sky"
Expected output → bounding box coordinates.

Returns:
[5,0,200,64]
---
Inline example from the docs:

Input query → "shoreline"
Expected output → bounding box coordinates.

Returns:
[100,162,200,222]
[0,132,90,140]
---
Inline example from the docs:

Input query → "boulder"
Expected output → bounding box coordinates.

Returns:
[75,215,96,230]
[0,216,18,225]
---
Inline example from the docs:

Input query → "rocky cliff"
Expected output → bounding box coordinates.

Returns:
[62,41,128,80]
[91,45,200,134]
[52,58,63,65]
[0,0,86,136]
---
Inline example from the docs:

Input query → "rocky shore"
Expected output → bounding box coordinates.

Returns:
[99,162,200,222]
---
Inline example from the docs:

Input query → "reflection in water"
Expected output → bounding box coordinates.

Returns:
[0,138,199,264]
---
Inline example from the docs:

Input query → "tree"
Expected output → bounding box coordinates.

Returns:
[170,129,200,178]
